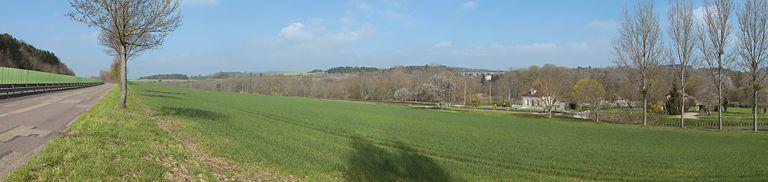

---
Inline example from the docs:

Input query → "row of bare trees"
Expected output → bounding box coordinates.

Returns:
[615,0,768,131]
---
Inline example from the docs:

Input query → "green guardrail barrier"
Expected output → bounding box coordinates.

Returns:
[0,66,101,84]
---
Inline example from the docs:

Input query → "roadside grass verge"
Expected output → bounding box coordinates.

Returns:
[134,82,768,181]
[5,85,213,181]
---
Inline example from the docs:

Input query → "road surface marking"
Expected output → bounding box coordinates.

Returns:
[0,126,52,142]
[9,103,50,114]
[59,99,82,104]
[0,114,7,118]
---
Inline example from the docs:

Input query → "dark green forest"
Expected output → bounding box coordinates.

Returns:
[0,33,74,75]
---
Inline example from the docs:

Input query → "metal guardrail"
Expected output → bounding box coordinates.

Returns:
[0,83,103,99]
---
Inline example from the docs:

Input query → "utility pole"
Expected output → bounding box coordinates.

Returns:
[463,79,467,106]
[486,74,493,106]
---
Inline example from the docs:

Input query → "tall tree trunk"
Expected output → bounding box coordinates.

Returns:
[119,45,128,109]
[594,110,600,122]
[753,88,759,132]
[718,74,723,130]
[643,93,648,126]
[681,71,685,128]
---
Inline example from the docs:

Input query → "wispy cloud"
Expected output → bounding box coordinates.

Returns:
[351,0,411,21]
[585,20,617,30]
[692,5,717,23]
[279,23,315,42]
[462,0,478,10]
[434,41,453,48]
[276,20,375,46]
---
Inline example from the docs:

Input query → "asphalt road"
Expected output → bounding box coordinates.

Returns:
[0,84,111,177]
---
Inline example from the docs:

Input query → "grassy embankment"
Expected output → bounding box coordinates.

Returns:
[132,83,768,181]
[6,85,213,181]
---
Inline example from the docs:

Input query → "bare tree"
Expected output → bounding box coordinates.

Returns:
[737,0,768,132]
[534,65,570,118]
[669,0,696,127]
[68,0,182,108]
[699,0,734,130]
[613,0,665,126]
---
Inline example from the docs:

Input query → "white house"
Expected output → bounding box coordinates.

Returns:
[517,89,568,111]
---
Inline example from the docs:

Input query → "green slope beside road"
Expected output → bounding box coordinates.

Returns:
[6,85,213,181]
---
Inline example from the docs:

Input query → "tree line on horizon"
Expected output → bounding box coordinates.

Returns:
[158,63,761,119]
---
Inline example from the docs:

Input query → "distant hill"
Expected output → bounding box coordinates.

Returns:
[385,65,502,73]
[139,74,189,80]
[325,66,380,74]
[0,33,74,75]
[183,65,501,80]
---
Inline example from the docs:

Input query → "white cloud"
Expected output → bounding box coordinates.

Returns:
[355,0,374,11]
[328,25,375,43]
[277,20,375,45]
[279,23,314,42]
[567,43,590,51]
[693,6,717,23]
[337,17,355,25]
[484,42,559,52]
[462,0,477,10]
[351,0,411,21]
[434,41,453,48]
[586,20,617,30]
[182,0,219,5]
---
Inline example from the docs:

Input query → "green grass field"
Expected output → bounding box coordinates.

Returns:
[129,83,768,181]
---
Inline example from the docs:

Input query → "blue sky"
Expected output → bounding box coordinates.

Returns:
[0,0,708,78]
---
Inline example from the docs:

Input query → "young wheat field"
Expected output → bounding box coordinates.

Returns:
[126,83,768,181]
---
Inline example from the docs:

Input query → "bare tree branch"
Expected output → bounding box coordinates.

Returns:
[612,0,664,126]
[68,0,182,109]
[737,0,768,132]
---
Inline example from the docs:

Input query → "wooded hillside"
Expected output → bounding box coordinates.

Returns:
[139,74,189,80]
[0,33,74,75]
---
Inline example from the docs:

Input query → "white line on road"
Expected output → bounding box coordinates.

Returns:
[9,103,50,114]
[0,114,7,118]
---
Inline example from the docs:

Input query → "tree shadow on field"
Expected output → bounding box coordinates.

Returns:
[139,93,182,100]
[143,90,183,95]
[344,137,454,182]
[157,107,228,121]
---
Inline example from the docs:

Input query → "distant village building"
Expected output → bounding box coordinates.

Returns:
[516,89,573,111]
[520,89,541,107]
[461,71,504,77]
